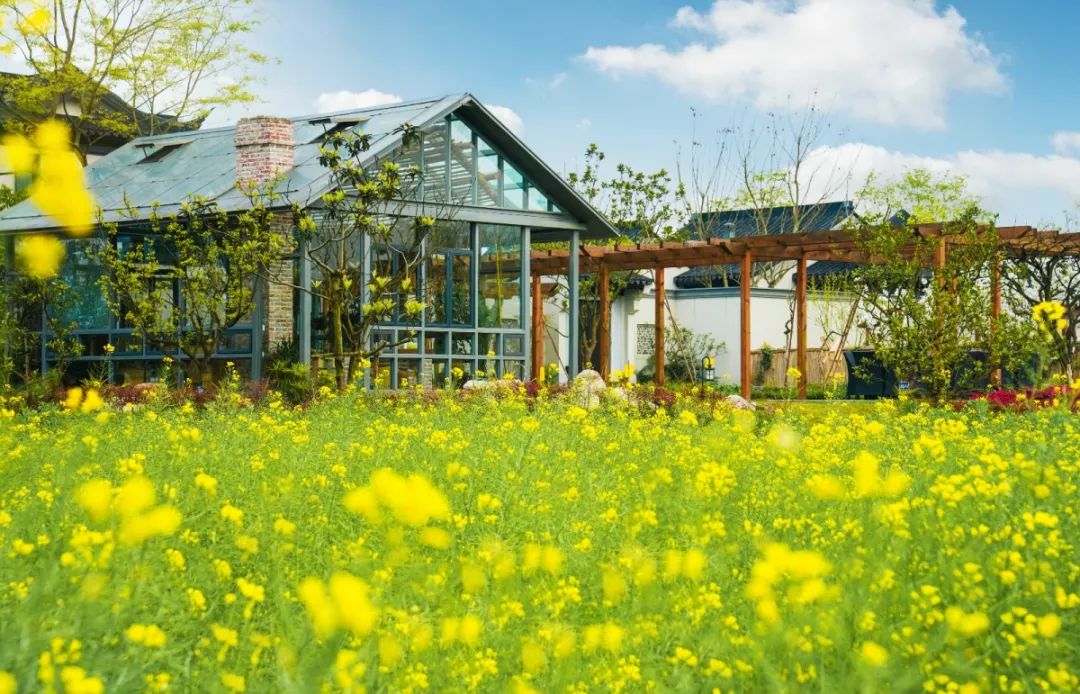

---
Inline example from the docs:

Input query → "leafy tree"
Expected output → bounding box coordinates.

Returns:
[999,206,1080,373]
[640,322,725,384]
[0,0,265,158]
[93,194,288,386]
[565,144,683,372]
[290,125,450,390]
[849,171,1035,399]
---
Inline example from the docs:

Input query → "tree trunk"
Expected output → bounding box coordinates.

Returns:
[330,278,346,391]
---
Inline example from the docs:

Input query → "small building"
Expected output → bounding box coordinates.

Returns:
[0,94,616,385]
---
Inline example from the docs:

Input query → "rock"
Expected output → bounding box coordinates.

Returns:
[462,379,517,393]
[724,394,756,411]
[572,369,607,409]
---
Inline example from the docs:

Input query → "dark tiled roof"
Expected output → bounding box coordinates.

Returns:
[685,200,855,240]
[805,260,859,277]
[675,265,745,288]
[625,273,653,291]
[675,202,855,289]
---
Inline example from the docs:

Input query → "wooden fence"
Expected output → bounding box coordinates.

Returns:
[748,347,847,387]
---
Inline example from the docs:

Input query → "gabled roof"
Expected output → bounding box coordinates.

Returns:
[686,200,855,239]
[675,201,856,288]
[0,93,617,240]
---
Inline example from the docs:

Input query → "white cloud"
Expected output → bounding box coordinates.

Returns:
[314,89,403,112]
[549,72,568,89]
[486,104,525,135]
[582,0,1005,129]
[577,117,593,129]
[1052,131,1080,154]
[802,141,1080,218]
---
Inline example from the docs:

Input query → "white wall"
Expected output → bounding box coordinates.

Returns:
[606,267,856,384]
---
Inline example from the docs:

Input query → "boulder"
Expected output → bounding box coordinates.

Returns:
[572,369,607,409]
[724,394,756,411]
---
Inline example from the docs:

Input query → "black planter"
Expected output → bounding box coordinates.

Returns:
[844,349,897,399]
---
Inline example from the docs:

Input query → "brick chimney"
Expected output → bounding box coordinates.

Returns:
[235,117,297,359]
[234,116,295,186]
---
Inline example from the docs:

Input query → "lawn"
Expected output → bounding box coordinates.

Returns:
[0,390,1076,692]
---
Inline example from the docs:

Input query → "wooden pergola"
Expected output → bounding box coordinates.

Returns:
[530,225,1080,399]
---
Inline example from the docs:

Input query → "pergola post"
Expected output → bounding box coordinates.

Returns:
[599,263,611,382]
[654,267,666,386]
[531,274,543,381]
[740,251,752,400]
[990,252,1002,387]
[567,230,580,379]
[796,254,808,399]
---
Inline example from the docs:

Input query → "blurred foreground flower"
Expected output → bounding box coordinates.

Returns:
[4,120,96,279]
[15,234,65,279]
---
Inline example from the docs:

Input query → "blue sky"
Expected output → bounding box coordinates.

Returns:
[227,0,1080,225]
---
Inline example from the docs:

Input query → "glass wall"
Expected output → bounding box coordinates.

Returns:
[421,120,448,203]
[371,221,527,388]
[382,114,564,213]
[425,220,471,326]
[478,225,522,329]
[44,235,258,385]
[476,136,501,207]
[448,118,474,205]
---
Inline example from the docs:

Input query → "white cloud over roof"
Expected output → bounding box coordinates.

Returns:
[583,0,1005,129]
[314,89,403,112]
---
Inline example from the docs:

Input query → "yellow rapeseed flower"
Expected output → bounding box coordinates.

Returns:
[860,641,888,667]
[15,234,66,279]
[1037,613,1062,639]
[74,479,113,524]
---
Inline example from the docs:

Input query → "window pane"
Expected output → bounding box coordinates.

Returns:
[452,333,474,355]
[426,250,448,324]
[503,334,524,356]
[477,225,522,329]
[502,161,524,209]
[451,359,474,383]
[478,333,498,358]
[450,254,472,326]
[449,118,474,205]
[424,332,447,354]
[397,359,420,388]
[425,220,470,325]
[422,120,448,203]
[387,135,422,201]
[432,359,451,388]
[476,137,500,207]
[528,184,549,212]
[503,360,524,380]
[59,239,110,330]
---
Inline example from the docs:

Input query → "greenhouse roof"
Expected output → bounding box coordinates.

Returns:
[0,94,617,240]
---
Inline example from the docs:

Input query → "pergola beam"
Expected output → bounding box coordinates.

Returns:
[529,224,1064,277]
